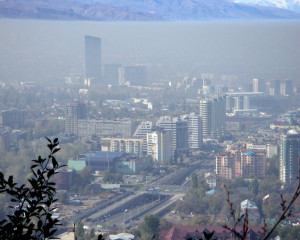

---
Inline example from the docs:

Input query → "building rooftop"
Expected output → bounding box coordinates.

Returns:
[68,160,86,171]
[241,199,258,210]
[160,226,263,240]
[79,151,125,163]
[287,129,299,135]
[246,151,256,156]
[109,233,134,240]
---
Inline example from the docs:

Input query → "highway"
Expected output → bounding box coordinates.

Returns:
[74,158,214,230]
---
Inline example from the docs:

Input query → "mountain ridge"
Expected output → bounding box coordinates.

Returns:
[0,0,300,21]
[232,0,300,13]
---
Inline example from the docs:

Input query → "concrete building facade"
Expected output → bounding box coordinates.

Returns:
[280,130,300,184]
[200,95,226,139]
[147,128,173,165]
[85,36,101,83]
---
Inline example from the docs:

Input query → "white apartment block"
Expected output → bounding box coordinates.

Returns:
[133,121,153,153]
[147,129,172,165]
[101,137,143,156]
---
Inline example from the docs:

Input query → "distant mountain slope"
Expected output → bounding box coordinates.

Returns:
[232,0,300,13]
[0,0,300,21]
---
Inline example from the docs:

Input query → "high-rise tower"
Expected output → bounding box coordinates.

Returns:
[200,95,226,139]
[147,128,172,165]
[253,78,265,93]
[280,130,300,184]
[65,102,87,135]
[176,120,189,153]
[85,36,101,83]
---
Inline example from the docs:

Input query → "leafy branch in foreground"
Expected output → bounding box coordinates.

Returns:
[0,137,65,240]
[223,184,251,240]
[223,158,300,240]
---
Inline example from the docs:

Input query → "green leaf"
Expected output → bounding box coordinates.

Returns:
[31,164,39,169]
[52,148,60,154]
[52,158,58,169]
[8,175,14,186]
[47,169,55,179]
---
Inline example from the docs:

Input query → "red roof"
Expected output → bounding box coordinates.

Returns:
[160,226,263,240]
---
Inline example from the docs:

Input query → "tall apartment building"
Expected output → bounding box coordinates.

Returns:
[101,137,143,157]
[77,119,131,138]
[156,114,202,151]
[0,109,26,128]
[65,102,87,135]
[240,151,266,179]
[103,64,122,85]
[156,116,177,151]
[269,80,280,95]
[181,113,203,150]
[176,120,189,153]
[200,95,226,139]
[215,152,235,179]
[232,95,249,112]
[133,121,152,153]
[216,149,266,179]
[85,36,101,83]
[280,130,300,184]
[280,80,294,96]
[119,65,147,86]
[147,128,172,165]
[188,113,202,150]
[253,78,265,93]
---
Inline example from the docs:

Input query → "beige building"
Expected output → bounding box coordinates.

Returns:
[147,128,173,165]
[240,150,266,179]
[216,149,266,179]
[215,152,235,179]
[101,137,143,156]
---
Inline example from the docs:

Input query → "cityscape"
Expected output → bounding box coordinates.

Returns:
[1,2,300,240]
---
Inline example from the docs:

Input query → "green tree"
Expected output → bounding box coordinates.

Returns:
[71,166,95,194]
[102,171,123,183]
[79,166,94,185]
[75,220,85,240]
[159,218,172,231]
[191,173,198,189]
[278,225,300,239]
[130,229,141,239]
[85,228,95,240]
[190,215,211,226]
[57,190,70,204]
[0,138,64,240]
[250,177,259,196]
[140,215,160,240]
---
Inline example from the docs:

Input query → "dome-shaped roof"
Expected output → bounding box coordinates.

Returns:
[287,129,299,135]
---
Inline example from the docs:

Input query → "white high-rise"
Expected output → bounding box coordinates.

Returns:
[156,116,177,151]
[156,114,202,151]
[187,113,202,150]
[133,121,153,153]
[147,128,172,165]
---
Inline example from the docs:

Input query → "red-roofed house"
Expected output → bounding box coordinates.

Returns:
[160,226,264,240]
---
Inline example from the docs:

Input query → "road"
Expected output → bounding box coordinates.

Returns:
[73,158,214,230]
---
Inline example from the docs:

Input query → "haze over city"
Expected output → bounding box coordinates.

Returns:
[1,20,300,84]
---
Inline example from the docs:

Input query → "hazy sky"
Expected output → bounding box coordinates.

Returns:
[0,19,300,84]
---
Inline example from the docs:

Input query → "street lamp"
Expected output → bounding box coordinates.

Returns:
[123,209,128,225]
